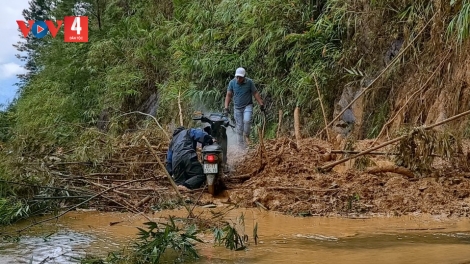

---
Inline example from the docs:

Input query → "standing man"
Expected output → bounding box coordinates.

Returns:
[224,67,265,148]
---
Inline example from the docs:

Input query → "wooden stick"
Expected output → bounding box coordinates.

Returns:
[313,74,330,141]
[277,110,282,138]
[32,196,92,200]
[116,111,169,140]
[294,106,301,147]
[142,136,193,217]
[136,195,152,207]
[329,150,440,156]
[267,187,339,192]
[88,173,125,177]
[188,184,207,218]
[320,109,470,171]
[178,90,184,126]
[11,178,152,234]
[372,50,452,145]
[330,150,395,155]
[315,13,437,138]
[83,180,131,197]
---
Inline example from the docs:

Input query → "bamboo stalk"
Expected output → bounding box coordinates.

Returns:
[267,187,339,192]
[178,90,184,126]
[315,13,437,138]
[372,49,452,145]
[277,110,282,138]
[84,180,131,197]
[329,150,440,156]
[330,150,396,155]
[88,173,125,177]
[320,109,470,171]
[116,111,169,140]
[32,196,92,200]
[313,74,330,141]
[294,106,301,147]
[136,195,152,207]
[11,178,152,234]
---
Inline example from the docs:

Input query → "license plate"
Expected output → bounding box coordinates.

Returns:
[203,163,218,174]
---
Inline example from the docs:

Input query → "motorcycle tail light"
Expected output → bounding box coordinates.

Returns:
[206,154,217,163]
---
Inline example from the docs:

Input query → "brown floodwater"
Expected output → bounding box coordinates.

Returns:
[1,207,470,264]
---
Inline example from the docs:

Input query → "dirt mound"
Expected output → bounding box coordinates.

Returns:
[225,137,470,217]
[58,128,470,218]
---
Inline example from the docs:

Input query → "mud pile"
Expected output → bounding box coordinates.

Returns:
[62,128,470,218]
[226,137,470,217]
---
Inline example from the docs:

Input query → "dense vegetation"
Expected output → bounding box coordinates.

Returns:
[0,0,469,224]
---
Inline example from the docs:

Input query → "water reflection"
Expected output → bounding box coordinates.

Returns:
[1,209,470,264]
[0,231,92,264]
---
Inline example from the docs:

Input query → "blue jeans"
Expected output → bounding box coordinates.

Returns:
[234,104,253,147]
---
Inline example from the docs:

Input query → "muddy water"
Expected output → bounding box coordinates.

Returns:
[2,208,470,264]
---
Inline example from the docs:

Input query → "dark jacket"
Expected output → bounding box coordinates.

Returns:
[166,127,213,175]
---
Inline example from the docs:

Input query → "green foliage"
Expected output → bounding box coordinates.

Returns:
[94,217,202,264]
[213,223,248,251]
[394,128,459,173]
[447,0,470,44]
[213,213,252,251]
[0,198,30,225]
[365,101,390,139]
[131,218,202,263]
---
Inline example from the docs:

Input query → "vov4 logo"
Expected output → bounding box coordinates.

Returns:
[17,16,88,42]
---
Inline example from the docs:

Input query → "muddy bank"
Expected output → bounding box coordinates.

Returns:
[58,131,470,218]
[225,137,470,217]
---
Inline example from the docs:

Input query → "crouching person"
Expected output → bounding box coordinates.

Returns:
[165,126,215,191]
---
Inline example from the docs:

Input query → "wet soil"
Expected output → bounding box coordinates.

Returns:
[225,137,470,217]
[76,133,470,218]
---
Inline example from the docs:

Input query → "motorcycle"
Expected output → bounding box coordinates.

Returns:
[192,112,234,195]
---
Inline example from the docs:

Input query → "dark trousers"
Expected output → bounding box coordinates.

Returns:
[172,156,206,189]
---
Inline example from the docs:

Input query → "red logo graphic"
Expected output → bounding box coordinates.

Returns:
[17,20,63,38]
[64,16,88,42]
[16,16,88,42]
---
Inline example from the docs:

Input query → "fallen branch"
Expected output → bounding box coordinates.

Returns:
[88,173,125,177]
[11,178,152,234]
[0,180,91,194]
[126,187,168,191]
[277,110,282,138]
[372,49,452,144]
[178,90,184,126]
[366,165,415,178]
[330,150,395,155]
[101,195,141,214]
[116,111,169,140]
[329,150,440,156]
[135,195,152,208]
[142,136,194,217]
[294,106,301,147]
[320,108,470,171]
[32,196,92,200]
[188,184,207,218]
[313,74,330,141]
[83,180,131,198]
[267,187,339,192]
